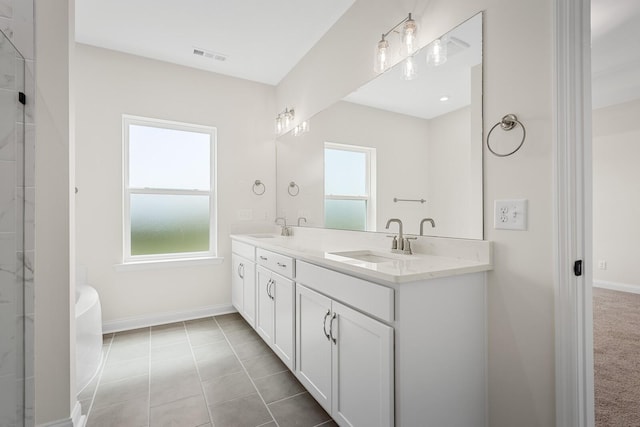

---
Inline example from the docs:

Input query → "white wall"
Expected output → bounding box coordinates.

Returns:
[74,44,276,324]
[593,98,640,290]
[34,0,75,424]
[276,1,555,426]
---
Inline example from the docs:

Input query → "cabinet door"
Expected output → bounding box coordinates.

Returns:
[231,255,244,313]
[331,301,394,427]
[272,273,294,370]
[295,285,333,413]
[255,266,274,344]
[241,260,256,328]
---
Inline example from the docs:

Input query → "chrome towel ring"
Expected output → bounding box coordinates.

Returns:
[288,181,300,196]
[252,180,266,195]
[487,114,526,157]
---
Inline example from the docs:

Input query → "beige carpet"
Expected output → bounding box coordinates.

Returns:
[593,287,640,426]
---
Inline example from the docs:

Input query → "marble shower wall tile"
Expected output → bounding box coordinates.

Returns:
[0,0,13,19]
[0,160,16,233]
[0,374,18,426]
[16,123,33,187]
[0,89,16,160]
[0,35,15,89]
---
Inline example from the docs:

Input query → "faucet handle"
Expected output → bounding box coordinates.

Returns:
[402,237,416,254]
[386,235,398,250]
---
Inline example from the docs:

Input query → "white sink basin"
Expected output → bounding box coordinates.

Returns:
[329,250,398,264]
[248,234,278,239]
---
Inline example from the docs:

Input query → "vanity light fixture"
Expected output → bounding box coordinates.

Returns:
[275,107,295,134]
[374,13,418,73]
[402,55,418,80]
[292,120,310,137]
[426,38,447,66]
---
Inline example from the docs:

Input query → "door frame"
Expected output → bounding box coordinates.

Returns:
[553,0,594,426]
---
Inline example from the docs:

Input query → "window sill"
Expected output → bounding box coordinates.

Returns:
[114,256,224,272]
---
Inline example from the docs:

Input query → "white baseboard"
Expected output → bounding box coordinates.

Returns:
[593,280,640,295]
[102,304,236,333]
[36,402,84,427]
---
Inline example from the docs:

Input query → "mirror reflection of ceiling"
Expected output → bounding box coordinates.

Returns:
[75,0,355,85]
[344,15,482,120]
[591,0,640,108]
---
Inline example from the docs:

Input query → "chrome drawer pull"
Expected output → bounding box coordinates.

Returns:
[277,262,287,268]
[259,256,268,261]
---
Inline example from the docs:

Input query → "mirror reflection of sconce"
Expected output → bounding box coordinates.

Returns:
[275,108,295,134]
[288,181,300,197]
[252,179,266,195]
[292,120,310,137]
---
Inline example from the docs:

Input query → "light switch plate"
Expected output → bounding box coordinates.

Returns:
[494,199,528,230]
[237,209,253,221]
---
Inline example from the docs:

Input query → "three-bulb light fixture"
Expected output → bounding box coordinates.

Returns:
[275,107,294,134]
[275,107,310,136]
[375,13,447,80]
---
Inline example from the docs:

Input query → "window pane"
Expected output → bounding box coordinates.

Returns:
[129,124,211,190]
[324,199,367,231]
[130,194,210,255]
[324,148,367,196]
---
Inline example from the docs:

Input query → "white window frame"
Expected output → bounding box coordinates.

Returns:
[324,142,377,231]
[122,115,218,264]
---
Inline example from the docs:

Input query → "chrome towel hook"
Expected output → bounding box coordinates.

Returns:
[252,179,266,195]
[487,114,526,157]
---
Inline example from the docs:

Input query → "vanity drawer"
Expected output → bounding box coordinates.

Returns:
[256,248,294,279]
[295,260,394,322]
[232,240,255,261]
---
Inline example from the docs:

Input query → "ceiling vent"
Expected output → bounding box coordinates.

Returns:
[192,47,228,62]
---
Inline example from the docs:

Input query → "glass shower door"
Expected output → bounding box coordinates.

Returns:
[0,28,26,427]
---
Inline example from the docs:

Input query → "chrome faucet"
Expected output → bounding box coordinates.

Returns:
[297,217,307,226]
[419,218,436,236]
[275,217,290,236]
[385,218,404,251]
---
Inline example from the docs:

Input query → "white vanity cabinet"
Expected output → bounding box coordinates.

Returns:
[255,249,295,370]
[296,284,394,427]
[231,241,256,327]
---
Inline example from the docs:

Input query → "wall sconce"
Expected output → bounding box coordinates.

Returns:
[275,107,295,134]
[374,13,418,74]
[292,120,310,137]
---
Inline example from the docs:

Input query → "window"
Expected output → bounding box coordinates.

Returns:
[123,115,217,263]
[324,142,376,231]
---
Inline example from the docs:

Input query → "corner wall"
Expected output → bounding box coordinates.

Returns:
[276,0,555,425]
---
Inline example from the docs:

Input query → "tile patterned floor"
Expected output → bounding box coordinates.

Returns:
[79,313,337,427]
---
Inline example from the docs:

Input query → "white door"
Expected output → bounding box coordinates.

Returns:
[231,255,244,313]
[256,266,274,344]
[296,285,333,413]
[331,301,394,427]
[272,272,295,370]
[241,259,256,328]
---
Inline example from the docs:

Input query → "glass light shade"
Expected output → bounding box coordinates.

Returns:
[401,18,418,56]
[374,37,390,73]
[300,120,310,133]
[275,115,283,133]
[283,108,294,128]
[402,56,418,80]
[426,38,447,66]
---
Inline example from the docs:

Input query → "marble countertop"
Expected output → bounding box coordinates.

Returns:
[231,232,492,285]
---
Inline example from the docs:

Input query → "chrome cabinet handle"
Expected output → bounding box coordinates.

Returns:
[260,256,268,261]
[238,263,244,279]
[266,279,272,299]
[277,262,287,268]
[329,313,337,344]
[270,279,275,300]
[322,310,331,341]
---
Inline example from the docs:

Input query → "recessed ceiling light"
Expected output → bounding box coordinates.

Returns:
[440,96,449,102]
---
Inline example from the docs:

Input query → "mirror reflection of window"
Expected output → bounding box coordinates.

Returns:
[324,142,376,231]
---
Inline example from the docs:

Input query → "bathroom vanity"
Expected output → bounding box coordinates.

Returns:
[230,228,492,427]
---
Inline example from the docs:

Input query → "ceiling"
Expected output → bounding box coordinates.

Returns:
[75,0,355,86]
[75,1,640,109]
